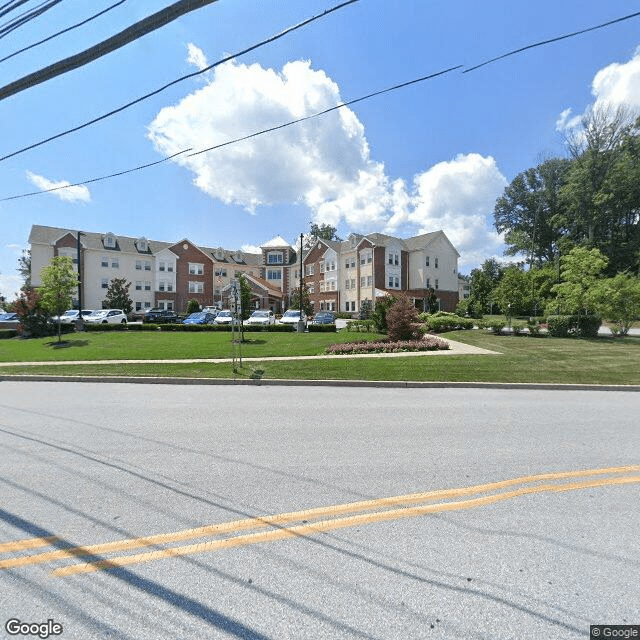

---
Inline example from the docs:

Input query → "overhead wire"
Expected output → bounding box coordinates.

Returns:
[0,0,128,64]
[0,0,62,39]
[0,0,220,100]
[0,0,360,163]
[0,0,31,20]
[2,8,640,202]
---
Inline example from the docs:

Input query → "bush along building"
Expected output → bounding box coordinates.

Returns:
[28,225,460,315]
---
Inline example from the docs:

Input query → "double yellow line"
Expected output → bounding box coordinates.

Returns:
[1,465,638,577]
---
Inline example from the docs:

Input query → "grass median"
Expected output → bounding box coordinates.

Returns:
[1,328,639,385]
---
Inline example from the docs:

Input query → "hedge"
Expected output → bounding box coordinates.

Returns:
[307,324,337,332]
[0,329,18,339]
[325,336,449,355]
[546,315,573,337]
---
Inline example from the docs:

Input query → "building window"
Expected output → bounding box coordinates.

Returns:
[144,262,151,271]
[367,275,373,286]
[360,276,366,287]
[345,301,350,311]
[167,283,173,292]
[159,261,165,271]
[308,284,315,294]
[305,264,315,276]
[135,260,142,271]
[319,261,325,273]
[267,252,283,264]
[425,256,430,267]
[159,282,165,292]
[101,279,108,289]
[136,302,142,311]
[167,262,173,272]
[267,270,282,280]
[144,302,151,309]
[101,257,108,267]
[189,281,204,293]
[435,279,439,290]
[189,263,204,275]
[351,301,356,311]
[351,279,356,289]
[144,282,151,291]
[320,281,325,292]
[435,257,439,268]
[345,259,350,269]
[135,281,142,291]
[111,258,119,268]
[104,235,116,248]
[388,276,394,288]
[394,276,399,288]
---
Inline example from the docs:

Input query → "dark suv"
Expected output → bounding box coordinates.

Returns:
[143,308,179,323]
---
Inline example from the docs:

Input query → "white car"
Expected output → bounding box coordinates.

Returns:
[213,310,237,325]
[246,310,275,326]
[54,309,94,324]
[85,309,127,324]
[278,309,307,326]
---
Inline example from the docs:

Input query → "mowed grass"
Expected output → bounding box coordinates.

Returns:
[1,328,639,385]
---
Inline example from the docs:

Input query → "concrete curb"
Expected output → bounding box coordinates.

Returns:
[1,374,639,391]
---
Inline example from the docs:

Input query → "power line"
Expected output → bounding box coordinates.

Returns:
[0,65,463,202]
[0,0,360,163]
[0,0,62,39]
[464,10,640,73]
[0,0,128,64]
[0,0,220,101]
[2,9,640,202]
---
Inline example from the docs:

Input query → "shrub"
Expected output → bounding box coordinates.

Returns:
[186,298,200,314]
[0,329,18,339]
[386,295,420,341]
[345,320,374,332]
[527,317,542,336]
[511,321,527,335]
[577,314,601,338]
[308,323,337,332]
[546,315,574,337]
[486,319,506,334]
[324,336,449,355]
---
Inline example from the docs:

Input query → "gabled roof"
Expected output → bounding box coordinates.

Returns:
[261,235,293,249]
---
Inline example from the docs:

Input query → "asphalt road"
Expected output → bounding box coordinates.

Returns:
[0,382,639,640]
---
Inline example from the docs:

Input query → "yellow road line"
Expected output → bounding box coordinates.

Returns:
[52,474,640,577]
[0,536,59,553]
[2,464,637,570]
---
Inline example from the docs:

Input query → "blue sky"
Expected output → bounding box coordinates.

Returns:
[1,0,639,300]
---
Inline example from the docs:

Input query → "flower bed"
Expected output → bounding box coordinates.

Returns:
[324,336,449,355]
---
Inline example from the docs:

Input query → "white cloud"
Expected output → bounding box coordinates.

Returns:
[240,243,261,254]
[557,46,640,132]
[148,58,506,268]
[26,171,90,203]
[0,273,22,301]
[186,43,208,71]
[391,154,507,267]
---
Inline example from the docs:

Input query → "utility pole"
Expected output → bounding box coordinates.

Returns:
[76,231,84,330]
[297,233,305,332]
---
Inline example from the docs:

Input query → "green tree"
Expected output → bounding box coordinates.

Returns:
[494,157,571,264]
[18,249,31,291]
[551,246,608,314]
[469,258,504,314]
[104,277,133,315]
[310,223,342,242]
[186,298,200,315]
[38,256,77,341]
[371,294,398,333]
[491,265,530,317]
[358,298,372,320]
[559,106,640,274]
[587,272,640,335]
[289,284,313,317]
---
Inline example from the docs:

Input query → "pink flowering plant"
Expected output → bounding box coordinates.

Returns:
[325,336,449,355]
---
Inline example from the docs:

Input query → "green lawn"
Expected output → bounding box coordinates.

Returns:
[1,328,639,385]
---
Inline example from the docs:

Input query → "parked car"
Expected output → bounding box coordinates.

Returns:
[182,311,217,325]
[143,308,179,323]
[53,309,94,324]
[213,310,237,325]
[312,311,335,325]
[279,309,307,326]
[85,309,127,324]
[246,310,276,326]
[0,312,19,323]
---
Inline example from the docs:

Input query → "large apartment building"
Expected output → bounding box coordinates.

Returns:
[28,225,460,314]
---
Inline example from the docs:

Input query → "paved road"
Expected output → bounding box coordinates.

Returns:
[1,382,638,639]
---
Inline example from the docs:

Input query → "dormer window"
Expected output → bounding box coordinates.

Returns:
[104,233,116,249]
[137,237,148,252]
[214,248,225,261]
[267,251,283,264]
[233,251,243,262]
